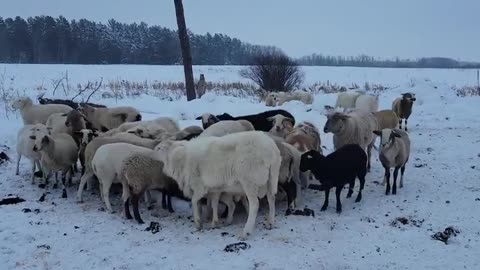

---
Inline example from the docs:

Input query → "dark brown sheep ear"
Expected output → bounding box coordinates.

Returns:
[373,130,382,136]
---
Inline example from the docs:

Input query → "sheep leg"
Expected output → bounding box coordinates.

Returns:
[321,188,330,211]
[191,193,203,230]
[30,160,36,184]
[161,192,168,210]
[335,186,343,213]
[400,165,406,188]
[392,167,400,195]
[366,144,373,172]
[399,119,403,130]
[16,154,21,175]
[39,169,48,189]
[209,192,221,229]
[384,167,391,195]
[346,181,354,198]
[265,190,275,230]
[61,172,68,198]
[281,181,297,209]
[239,191,259,240]
[76,171,93,202]
[131,194,144,224]
[223,197,236,225]
[404,118,408,132]
[53,172,59,189]
[166,194,174,213]
[102,181,114,213]
[124,197,132,220]
[356,174,366,203]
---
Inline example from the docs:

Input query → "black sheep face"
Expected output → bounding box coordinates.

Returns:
[216,113,234,120]
[300,151,316,172]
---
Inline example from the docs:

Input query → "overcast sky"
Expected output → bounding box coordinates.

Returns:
[2,0,479,61]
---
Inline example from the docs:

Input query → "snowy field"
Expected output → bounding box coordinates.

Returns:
[0,64,479,270]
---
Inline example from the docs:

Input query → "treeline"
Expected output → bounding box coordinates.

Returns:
[0,16,278,65]
[296,54,480,69]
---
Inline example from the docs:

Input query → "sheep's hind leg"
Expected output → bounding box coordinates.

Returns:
[30,160,36,184]
[16,154,21,175]
[124,197,132,220]
[384,167,391,195]
[400,165,406,188]
[321,189,330,211]
[346,180,354,198]
[265,191,275,230]
[335,186,343,213]
[102,181,114,213]
[53,172,59,189]
[191,193,204,230]
[209,192,221,229]
[166,194,174,213]
[239,191,259,240]
[61,171,68,198]
[131,194,144,224]
[392,167,400,195]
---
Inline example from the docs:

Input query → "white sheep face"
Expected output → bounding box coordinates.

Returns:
[324,112,349,134]
[11,97,31,110]
[268,114,294,137]
[377,129,401,149]
[78,129,97,146]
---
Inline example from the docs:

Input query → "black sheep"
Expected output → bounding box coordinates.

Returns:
[196,109,295,132]
[38,97,106,109]
[300,144,367,213]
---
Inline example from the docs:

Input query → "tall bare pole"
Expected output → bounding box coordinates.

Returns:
[174,0,196,101]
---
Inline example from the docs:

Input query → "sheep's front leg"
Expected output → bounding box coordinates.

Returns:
[124,197,132,220]
[392,167,400,195]
[16,155,21,176]
[39,169,48,189]
[346,180,354,198]
[239,191,259,240]
[30,160,36,184]
[53,172,59,189]
[76,172,92,202]
[222,196,236,225]
[102,181,114,213]
[400,165,406,188]
[209,192,221,229]
[384,167,391,195]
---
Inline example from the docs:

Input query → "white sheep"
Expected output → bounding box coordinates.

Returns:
[264,92,278,107]
[373,128,411,194]
[277,90,314,106]
[15,124,50,183]
[334,92,362,111]
[100,116,179,137]
[323,110,378,172]
[80,104,141,131]
[33,133,78,198]
[198,120,254,138]
[91,142,153,213]
[155,131,281,240]
[76,133,161,202]
[11,96,72,125]
[355,94,379,112]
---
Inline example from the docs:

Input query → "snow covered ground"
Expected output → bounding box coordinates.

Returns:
[0,64,479,270]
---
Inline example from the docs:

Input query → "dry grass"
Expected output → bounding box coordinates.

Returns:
[454,86,480,97]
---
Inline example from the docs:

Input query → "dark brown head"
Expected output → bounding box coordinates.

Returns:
[401,93,416,102]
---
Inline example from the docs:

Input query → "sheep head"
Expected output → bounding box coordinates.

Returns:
[268,114,294,137]
[11,97,32,110]
[373,129,401,149]
[33,135,51,152]
[324,112,350,133]
[300,150,324,173]
[215,113,234,120]
[197,113,219,130]
[401,93,416,102]
[75,129,98,146]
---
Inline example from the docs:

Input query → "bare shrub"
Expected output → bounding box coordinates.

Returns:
[455,86,480,97]
[240,51,304,92]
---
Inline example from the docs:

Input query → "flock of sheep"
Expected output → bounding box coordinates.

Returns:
[9,90,417,239]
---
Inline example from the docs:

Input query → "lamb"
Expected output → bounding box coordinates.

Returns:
[300,144,367,213]
[196,74,207,98]
[32,133,78,198]
[198,120,254,138]
[355,94,379,112]
[91,142,154,213]
[15,124,50,183]
[37,95,106,109]
[11,96,72,125]
[76,133,162,202]
[373,110,400,130]
[121,152,187,223]
[276,90,314,106]
[100,117,179,137]
[196,109,295,132]
[80,104,142,132]
[392,93,416,131]
[268,114,321,153]
[373,128,411,195]
[334,91,363,111]
[155,131,281,239]
[323,110,377,171]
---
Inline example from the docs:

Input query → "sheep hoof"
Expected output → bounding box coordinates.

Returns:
[320,205,328,211]
[38,184,46,189]
[336,208,342,214]
[168,208,175,214]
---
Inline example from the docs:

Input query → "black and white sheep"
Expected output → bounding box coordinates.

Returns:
[392,93,416,131]
[373,128,411,195]
[300,144,367,213]
[195,109,295,132]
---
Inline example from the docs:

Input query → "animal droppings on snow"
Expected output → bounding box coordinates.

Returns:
[285,207,315,217]
[224,242,251,253]
[145,222,161,234]
[391,216,425,228]
[0,196,25,205]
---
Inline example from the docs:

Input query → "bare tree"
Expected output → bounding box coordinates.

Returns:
[240,51,304,92]
[174,0,196,101]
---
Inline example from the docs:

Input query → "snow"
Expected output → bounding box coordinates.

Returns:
[0,64,479,270]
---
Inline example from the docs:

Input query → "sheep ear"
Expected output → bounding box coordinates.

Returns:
[195,116,202,120]
[373,130,382,136]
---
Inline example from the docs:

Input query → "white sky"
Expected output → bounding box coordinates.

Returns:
[2,0,479,61]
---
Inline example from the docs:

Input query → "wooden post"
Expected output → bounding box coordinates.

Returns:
[174,0,196,101]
